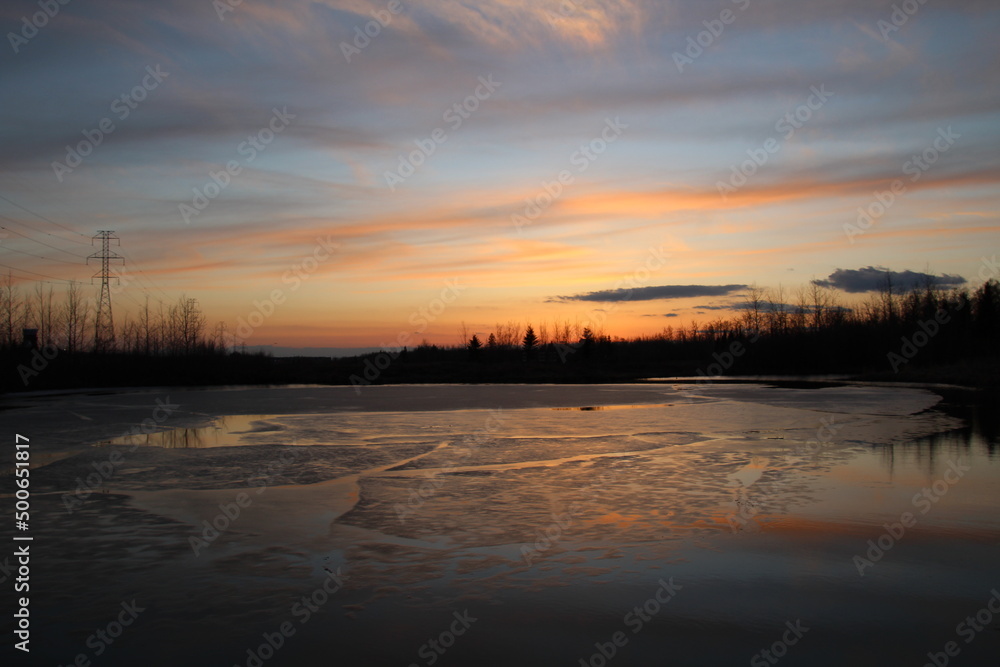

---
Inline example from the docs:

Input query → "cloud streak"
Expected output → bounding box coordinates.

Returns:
[551,284,748,303]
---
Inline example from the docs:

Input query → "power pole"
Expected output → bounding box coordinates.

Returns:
[88,231,124,352]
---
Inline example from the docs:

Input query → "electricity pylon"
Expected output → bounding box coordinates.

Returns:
[88,231,124,352]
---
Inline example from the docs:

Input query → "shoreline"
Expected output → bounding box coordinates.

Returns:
[2,373,994,402]
[7,346,999,394]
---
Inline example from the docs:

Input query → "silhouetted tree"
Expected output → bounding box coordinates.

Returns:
[0,274,26,348]
[581,327,595,358]
[974,280,1000,340]
[61,280,90,353]
[468,334,482,360]
[742,284,765,334]
[522,325,537,358]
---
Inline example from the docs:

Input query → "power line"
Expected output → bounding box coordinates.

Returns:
[0,243,83,264]
[0,213,92,247]
[1,270,165,311]
[116,251,173,301]
[0,262,77,284]
[0,208,174,302]
[0,222,91,259]
[0,193,92,241]
[0,196,177,307]
[0,251,171,311]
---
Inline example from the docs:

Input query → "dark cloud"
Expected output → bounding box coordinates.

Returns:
[811,267,966,293]
[695,300,854,313]
[550,284,748,303]
[692,303,740,311]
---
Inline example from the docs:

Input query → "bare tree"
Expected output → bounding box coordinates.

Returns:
[556,320,573,344]
[152,299,170,354]
[62,281,90,353]
[164,300,181,353]
[741,283,766,335]
[212,321,229,353]
[858,293,882,326]
[34,283,59,348]
[537,321,549,346]
[510,321,524,348]
[765,285,788,336]
[495,320,522,349]
[688,320,700,341]
[120,315,141,354]
[0,273,25,347]
[178,297,206,354]
[137,297,159,355]
[879,270,897,324]
[792,286,810,331]
[20,288,35,346]
[808,282,830,330]
[164,296,205,354]
[825,290,847,328]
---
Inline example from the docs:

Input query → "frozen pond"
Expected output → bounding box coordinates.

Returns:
[2,383,998,665]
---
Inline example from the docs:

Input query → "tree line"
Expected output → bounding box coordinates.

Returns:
[0,275,226,355]
[450,277,1000,380]
[3,272,998,390]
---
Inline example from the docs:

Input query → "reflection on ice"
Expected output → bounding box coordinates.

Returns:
[8,383,1000,666]
[105,414,284,448]
[550,403,675,411]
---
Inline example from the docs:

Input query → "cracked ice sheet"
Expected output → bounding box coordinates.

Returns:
[7,383,998,667]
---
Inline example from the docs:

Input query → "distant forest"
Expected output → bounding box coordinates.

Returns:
[2,274,999,392]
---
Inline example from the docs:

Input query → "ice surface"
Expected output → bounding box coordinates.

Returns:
[2,383,997,666]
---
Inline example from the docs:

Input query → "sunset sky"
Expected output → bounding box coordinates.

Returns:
[2,0,998,349]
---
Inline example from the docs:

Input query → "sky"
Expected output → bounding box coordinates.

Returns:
[1,0,999,349]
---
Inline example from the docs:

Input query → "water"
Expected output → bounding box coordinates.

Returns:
[2,383,998,666]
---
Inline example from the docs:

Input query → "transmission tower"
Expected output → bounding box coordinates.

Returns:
[88,231,124,352]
